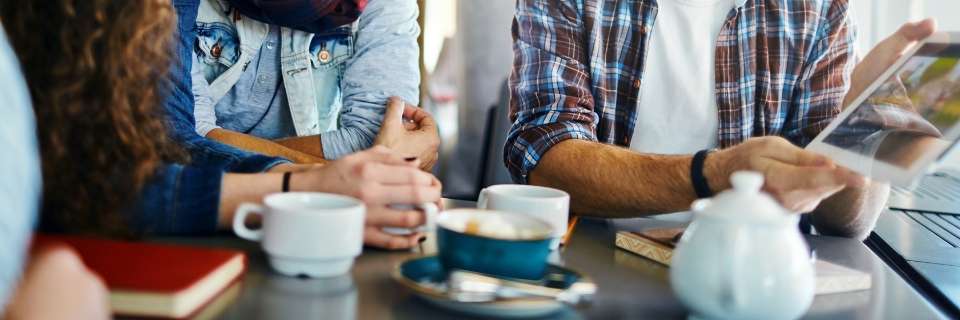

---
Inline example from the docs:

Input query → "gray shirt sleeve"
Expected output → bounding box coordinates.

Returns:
[320,0,421,159]
[0,27,42,311]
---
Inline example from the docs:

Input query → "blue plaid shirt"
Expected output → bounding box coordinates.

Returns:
[506,0,857,183]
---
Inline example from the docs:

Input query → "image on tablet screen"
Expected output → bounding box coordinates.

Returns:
[823,43,960,169]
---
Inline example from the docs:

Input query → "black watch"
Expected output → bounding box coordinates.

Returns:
[691,149,714,199]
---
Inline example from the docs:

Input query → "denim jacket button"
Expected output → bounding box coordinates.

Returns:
[211,44,222,58]
[318,49,331,63]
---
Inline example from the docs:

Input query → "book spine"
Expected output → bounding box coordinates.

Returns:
[615,233,673,266]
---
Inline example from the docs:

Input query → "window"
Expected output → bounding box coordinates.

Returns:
[852,1,960,53]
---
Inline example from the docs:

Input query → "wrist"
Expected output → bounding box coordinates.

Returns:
[281,172,292,193]
[703,149,732,194]
[287,169,320,193]
[690,150,714,198]
[373,132,395,149]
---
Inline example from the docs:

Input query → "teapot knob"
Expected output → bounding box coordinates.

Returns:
[731,171,764,193]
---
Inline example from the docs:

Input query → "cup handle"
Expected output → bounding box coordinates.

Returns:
[418,202,439,232]
[233,203,265,241]
[477,188,490,209]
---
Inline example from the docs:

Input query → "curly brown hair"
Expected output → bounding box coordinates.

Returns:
[1,0,184,235]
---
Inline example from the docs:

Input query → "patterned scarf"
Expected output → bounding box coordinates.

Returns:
[227,0,367,33]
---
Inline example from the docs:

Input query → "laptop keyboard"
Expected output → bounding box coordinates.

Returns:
[905,211,960,248]
[892,171,960,202]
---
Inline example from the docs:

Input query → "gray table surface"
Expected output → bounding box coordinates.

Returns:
[157,199,947,319]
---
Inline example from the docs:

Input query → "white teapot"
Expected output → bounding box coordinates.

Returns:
[670,171,814,320]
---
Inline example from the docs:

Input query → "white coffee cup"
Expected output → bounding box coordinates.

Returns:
[233,192,365,278]
[382,203,439,235]
[478,185,571,249]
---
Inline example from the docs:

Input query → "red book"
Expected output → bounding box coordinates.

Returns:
[33,234,246,319]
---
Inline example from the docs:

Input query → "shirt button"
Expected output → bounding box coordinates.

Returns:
[266,42,275,50]
[211,44,222,58]
[258,75,268,83]
[318,49,331,63]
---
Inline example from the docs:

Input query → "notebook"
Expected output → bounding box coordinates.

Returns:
[615,228,872,295]
[33,235,246,319]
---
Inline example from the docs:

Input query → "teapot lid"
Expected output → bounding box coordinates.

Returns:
[692,171,794,224]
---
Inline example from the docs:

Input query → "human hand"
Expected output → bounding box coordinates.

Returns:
[373,97,440,171]
[845,19,937,108]
[5,245,110,320]
[706,137,864,213]
[298,146,442,249]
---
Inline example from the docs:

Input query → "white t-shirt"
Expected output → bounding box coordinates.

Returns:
[630,0,737,221]
[629,0,736,155]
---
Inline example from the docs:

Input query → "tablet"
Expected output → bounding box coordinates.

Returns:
[807,32,960,186]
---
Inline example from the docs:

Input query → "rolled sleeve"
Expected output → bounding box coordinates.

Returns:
[785,0,856,147]
[322,0,421,159]
[505,0,598,184]
[505,120,598,183]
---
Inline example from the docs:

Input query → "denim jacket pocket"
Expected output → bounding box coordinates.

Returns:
[194,22,240,83]
[308,34,352,132]
[313,69,345,133]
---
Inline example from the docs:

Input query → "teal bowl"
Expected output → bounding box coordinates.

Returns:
[436,209,554,280]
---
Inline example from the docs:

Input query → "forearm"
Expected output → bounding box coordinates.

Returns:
[811,181,890,240]
[275,135,326,159]
[218,168,340,230]
[218,172,285,230]
[267,163,325,173]
[207,128,323,164]
[529,139,697,217]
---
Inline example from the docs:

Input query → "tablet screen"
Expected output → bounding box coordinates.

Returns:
[822,43,960,169]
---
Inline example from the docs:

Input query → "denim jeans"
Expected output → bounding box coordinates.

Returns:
[130,0,289,235]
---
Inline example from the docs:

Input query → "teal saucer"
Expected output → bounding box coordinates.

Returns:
[393,256,591,318]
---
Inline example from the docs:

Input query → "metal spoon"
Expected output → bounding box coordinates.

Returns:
[446,270,596,305]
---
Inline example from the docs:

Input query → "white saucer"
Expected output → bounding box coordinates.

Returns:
[394,256,590,318]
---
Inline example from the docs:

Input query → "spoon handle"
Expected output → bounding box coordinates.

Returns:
[448,270,596,305]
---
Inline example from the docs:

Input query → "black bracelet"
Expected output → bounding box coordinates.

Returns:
[282,172,292,193]
[691,149,714,199]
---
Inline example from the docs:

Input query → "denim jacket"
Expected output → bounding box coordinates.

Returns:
[191,0,421,159]
[127,0,289,236]
[132,0,419,234]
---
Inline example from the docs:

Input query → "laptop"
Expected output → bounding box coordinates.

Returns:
[888,168,960,213]
[871,168,960,317]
